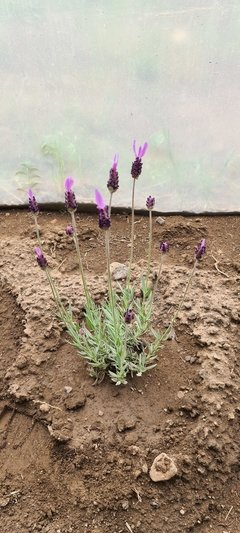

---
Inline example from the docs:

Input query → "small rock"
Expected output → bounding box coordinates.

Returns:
[180,509,185,515]
[39,402,50,413]
[150,453,178,482]
[64,386,73,394]
[116,416,137,432]
[98,410,104,417]
[110,262,128,281]
[64,392,86,410]
[155,216,165,225]
[0,497,10,507]
[177,391,185,399]
[122,500,129,510]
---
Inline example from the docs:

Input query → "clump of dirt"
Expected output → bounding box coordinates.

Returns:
[0,210,239,533]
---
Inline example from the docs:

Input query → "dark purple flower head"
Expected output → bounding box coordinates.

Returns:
[28,189,39,214]
[65,225,74,236]
[124,308,135,324]
[160,241,169,253]
[64,176,77,211]
[107,154,119,193]
[95,190,111,230]
[131,140,148,179]
[195,238,206,260]
[35,246,48,269]
[146,195,155,210]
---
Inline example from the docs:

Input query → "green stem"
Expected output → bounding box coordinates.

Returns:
[147,210,153,280]
[33,214,41,247]
[105,230,117,330]
[70,211,91,306]
[127,177,136,286]
[45,267,65,318]
[151,254,163,304]
[108,191,113,219]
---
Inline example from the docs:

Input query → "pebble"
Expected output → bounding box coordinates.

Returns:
[39,402,50,413]
[150,453,178,482]
[110,262,128,281]
[64,386,73,394]
[116,416,137,432]
[155,216,165,225]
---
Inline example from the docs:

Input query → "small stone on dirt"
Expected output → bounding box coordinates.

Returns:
[116,416,137,432]
[64,392,86,410]
[39,402,50,413]
[150,453,178,482]
[110,262,128,280]
[0,497,10,507]
[155,216,165,225]
[64,386,73,394]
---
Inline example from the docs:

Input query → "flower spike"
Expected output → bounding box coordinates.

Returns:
[35,246,48,269]
[64,177,77,211]
[28,189,39,214]
[195,239,206,260]
[107,155,119,193]
[131,140,148,179]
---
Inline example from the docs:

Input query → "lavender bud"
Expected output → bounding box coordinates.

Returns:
[35,247,48,269]
[131,157,143,179]
[65,190,77,211]
[65,225,74,236]
[146,195,155,210]
[107,168,119,193]
[124,308,135,324]
[98,207,111,230]
[160,241,169,253]
[28,189,39,214]
[195,238,206,260]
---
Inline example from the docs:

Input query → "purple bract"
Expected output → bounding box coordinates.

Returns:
[146,195,155,210]
[195,238,206,260]
[28,189,39,214]
[35,246,48,269]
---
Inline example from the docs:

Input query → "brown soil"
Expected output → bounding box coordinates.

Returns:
[0,210,239,533]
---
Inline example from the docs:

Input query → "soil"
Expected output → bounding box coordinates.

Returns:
[0,210,239,533]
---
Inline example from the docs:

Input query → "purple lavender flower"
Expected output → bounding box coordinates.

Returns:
[107,154,119,193]
[95,189,111,230]
[64,177,77,211]
[65,225,74,236]
[146,195,155,210]
[160,241,169,253]
[28,189,39,214]
[35,246,48,269]
[124,308,135,324]
[195,238,206,260]
[131,140,148,179]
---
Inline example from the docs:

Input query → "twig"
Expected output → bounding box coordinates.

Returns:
[211,255,229,278]
[56,257,67,271]
[126,523,134,533]
[225,505,233,521]
[32,400,62,412]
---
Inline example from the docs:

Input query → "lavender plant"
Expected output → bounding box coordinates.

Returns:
[31,141,206,385]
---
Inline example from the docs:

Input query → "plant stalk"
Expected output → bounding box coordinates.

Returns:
[147,209,153,280]
[105,230,117,330]
[127,177,136,286]
[70,211,91,306]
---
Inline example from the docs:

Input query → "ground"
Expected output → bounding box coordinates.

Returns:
[0,210,239,533]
